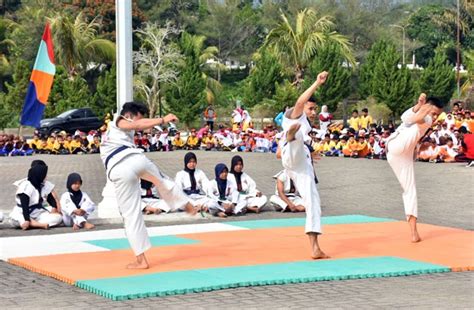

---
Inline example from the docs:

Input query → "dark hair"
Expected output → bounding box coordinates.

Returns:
[446,137,453,142]
[453,102,460,107]
[308,96,317,103]
[362,108,368,113]
[352,109,358,114]
[120,101,149,117]
[459,126,468,134]
[426,97,444,109]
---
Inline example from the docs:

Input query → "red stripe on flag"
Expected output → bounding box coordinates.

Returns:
[42,23,55,65]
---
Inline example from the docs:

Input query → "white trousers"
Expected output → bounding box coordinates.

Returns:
[141,198,172,213]
[387,135,418,219]
[238,194,268,210]
[109,154,189,255]
[9,207,62,228]
[208,199,248,216]
[62,213,90,227]
[269,195,304,212]
[281,137,321,233]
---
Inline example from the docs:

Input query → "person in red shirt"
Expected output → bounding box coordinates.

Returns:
[455,126,474,167]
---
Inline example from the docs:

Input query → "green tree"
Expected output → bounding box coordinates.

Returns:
[304,43,352,111]
[372,43,415,116]
[1,59,30,128]
[49,12,115,77]
[92,64,116,118]
[272,79,299,113]
[263,8,354,86]
[358,40,389,99]
[242,49,284,107]
[417,48,456,104]
[52,76,91,114]
[166,32,207,128]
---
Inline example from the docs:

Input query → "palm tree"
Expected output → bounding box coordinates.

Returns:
[461,49,474,100]
[263,8,354,86]
[49,12,115,77]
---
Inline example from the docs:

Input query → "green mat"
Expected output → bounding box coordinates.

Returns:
[227,215,395,229]
[76,256,449,301]
[86,235,199,250]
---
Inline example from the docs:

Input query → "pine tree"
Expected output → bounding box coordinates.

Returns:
[243,50,284,107]
[358,40,389,98]
[373,43,415,116]
[92,64,117,118]
[417,48,456,104]
[271,80,299,113]
[166,32,206,128]
[303,43,352,111]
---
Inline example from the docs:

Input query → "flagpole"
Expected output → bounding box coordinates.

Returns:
[98,0,133,218]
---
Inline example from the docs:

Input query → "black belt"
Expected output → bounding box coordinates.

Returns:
[105,146,129,170]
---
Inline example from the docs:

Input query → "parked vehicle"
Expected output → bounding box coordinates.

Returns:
[38,108,103,135]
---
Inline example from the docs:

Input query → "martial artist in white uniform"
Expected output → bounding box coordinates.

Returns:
[9,163,62,230]
[60,173,96,230]
[277,71,329,259]
[227,155,268,213]
[174,152,212,212]
[269,170,305,212]
[387,94,444,242]
[100,101,196,269]
[207,163,246,217]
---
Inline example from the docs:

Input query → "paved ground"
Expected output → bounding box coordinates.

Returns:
[0,151,473,309]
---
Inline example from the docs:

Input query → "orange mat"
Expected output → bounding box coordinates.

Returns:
[9,221,474,285]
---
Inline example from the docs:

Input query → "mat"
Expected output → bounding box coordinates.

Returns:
[6,216,474,300]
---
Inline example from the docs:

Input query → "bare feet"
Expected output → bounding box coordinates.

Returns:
[286,123,301,142]
[217,212,227,218]
[84,222,95,230]
[411,231,421,243]
[126,254,149,269]
[311,249,330,260]
[185,202,198,216]
[72,224,80,231]
[42,223,50,230]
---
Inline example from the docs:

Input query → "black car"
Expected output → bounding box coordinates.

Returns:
[38,108,103,136]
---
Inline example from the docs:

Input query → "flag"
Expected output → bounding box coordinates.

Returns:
[20,23,55,128]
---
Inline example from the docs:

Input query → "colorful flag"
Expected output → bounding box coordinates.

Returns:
[20,23,55,128]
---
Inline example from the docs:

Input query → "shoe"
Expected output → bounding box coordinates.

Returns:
[466,161,474,167]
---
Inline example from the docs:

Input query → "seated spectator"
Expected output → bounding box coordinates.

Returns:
[185,129,200,150]
[322,134,337,157]
[207,163,244,217]
[60,173,95,230]
[9,161,62,230]
[28,134,41,151]
[141,133,151,152]
[196,125,210,139]
[355,136,370,158]
[461,111,474,133]
[418,139,437,162]
[455,126,474,166]
[437,137,458,163]
[88,135,101,154]
[52,135,70,155]
[172,132,185,150]
[227,155,268,213]
[70,135,87,154]
[140,179,170,214]
[269,170,305,212]
[202,131,217,151]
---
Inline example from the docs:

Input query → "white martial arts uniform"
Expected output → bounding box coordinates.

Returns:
[387,107,433,219]
[280,108,321,233]
[60,191,96,227]
[0,211,4,223]
[100,114,189,255]
[227,172,268,210]
[9,179,62,228]
[175,169,213,210]
[140,186,172,213]
[269,170,304,212]
[207,179,246,215]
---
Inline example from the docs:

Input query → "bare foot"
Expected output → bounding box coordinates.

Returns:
[286,123,301,142]
[72,224,80,231]
[154,209,162,215]
[84,222,95,230]
[217,212,227,218]
[126,260,149,269]
[43,223,50,230]
[411,232,421,243]
[311,250,330,260]
[185,203,198,216]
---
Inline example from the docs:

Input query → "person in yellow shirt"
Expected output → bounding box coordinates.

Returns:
[88,135,101,154]
[311,136,324,155]
[28,134,41,151]
[454,113,464,130]
[359,108,373,131]
[322,134,337,156]
[335,136,347,156]
[36,138,48,154]
[69,135,85,154]
[342,136,355,157]
[172,132,185,150]
[46,136,56,152]
[185,129,199,150]
[63,135,73,152]
[348,110,361,131]
[202,132,217,151]
[52,135,70,155]
[461,111,474,133]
